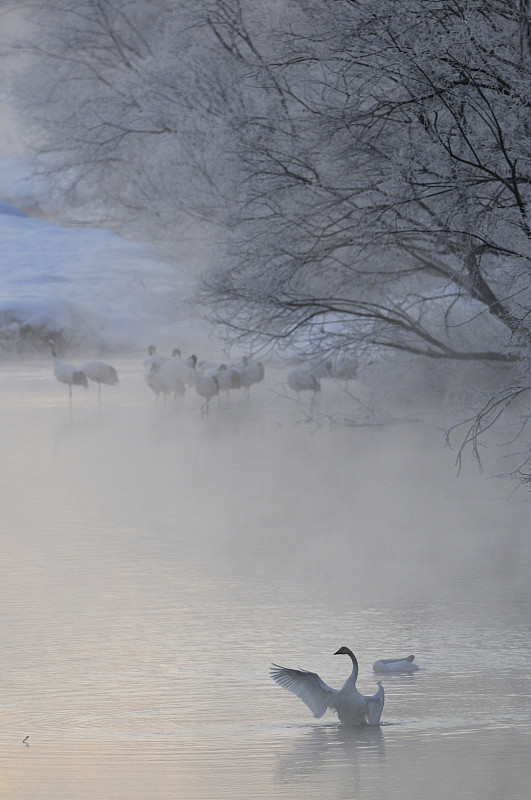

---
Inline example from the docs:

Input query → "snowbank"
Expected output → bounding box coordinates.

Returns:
[0,154,204,355]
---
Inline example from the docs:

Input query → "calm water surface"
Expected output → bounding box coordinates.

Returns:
[0,359,529,799]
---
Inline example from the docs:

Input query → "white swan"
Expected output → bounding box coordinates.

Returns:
[270,646,384,726]
[373,655,419,674]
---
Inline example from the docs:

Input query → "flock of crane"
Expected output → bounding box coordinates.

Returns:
[143,346,265,413]
[50,341,265,413]
[49,340,359,412]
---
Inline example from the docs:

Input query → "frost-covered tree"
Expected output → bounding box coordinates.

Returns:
[201,2,531,363]
[199,0,531,470]
[4,0,261,253]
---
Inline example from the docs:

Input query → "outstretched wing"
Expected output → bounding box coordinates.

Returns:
[270,664,335,718]
[365,682,385,725]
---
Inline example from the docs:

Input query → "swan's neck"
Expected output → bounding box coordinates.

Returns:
[344,648,359,681]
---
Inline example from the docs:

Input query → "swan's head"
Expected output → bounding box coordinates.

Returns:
[334,646,350,656]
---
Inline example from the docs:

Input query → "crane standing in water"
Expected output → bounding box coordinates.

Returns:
[49,340,88,402]
[187,354,220,415]
[81,359,119,403]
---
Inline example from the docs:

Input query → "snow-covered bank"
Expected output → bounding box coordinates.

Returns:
[0,154,206,356]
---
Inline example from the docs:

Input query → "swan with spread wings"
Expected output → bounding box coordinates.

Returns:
[270,646,384,726]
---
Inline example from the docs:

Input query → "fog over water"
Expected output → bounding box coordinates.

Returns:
[0,357,529,799]
[0,12,529,795]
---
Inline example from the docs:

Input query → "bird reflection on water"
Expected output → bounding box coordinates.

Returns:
[273,723,385,795]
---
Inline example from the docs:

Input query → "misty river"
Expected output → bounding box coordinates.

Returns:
[0,358,529,799]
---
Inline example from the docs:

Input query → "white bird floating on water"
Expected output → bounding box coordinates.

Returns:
[270,646,384,726]
[81,359,119,402]
[49,340,88,402]
[373,655,419,674]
